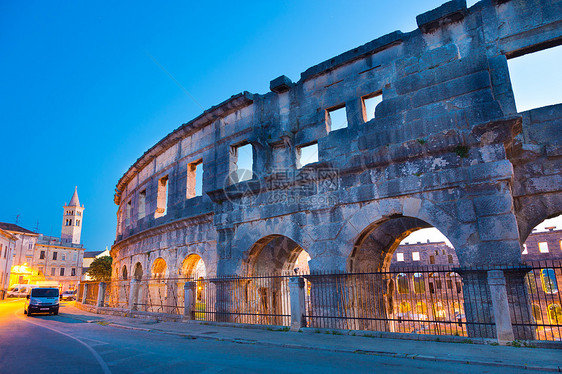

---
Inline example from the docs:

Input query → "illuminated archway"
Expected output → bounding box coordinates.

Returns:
[181,254,207,279]
[151,258,168,279]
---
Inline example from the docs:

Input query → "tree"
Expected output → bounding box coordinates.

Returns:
[87,256,112,281]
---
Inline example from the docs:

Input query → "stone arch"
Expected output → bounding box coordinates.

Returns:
[151,258,168,279]
[515,193,562,242]
[335,197,472,268]
[348,216,434,272]
[245,235,309,276]
[133,262,143,280]
[122,265,128,280]
[229,216,315,276]
[180,254,207,279]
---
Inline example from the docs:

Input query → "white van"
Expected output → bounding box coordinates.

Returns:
[24,287,60,316]
[7,284,38,298]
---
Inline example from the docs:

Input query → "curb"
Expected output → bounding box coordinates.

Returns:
[97,320,561,372]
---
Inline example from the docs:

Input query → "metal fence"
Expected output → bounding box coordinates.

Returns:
[195,274,292,326]
[76,261,562,342]
[84,281,99,305]
[102,280,130,309]
[513,260,562,341]
[303,267,480,337]
[134,277,188,315]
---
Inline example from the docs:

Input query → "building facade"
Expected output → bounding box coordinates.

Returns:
[0,223,39,287]
[0,228,17,298]
[0,188,86,292]
[34,234,85,291]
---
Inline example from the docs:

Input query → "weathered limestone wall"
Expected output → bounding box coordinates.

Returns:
[110,0,562,283]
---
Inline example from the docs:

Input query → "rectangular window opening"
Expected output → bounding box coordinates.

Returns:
[396,253,404,262]
[507,45,562,112]
[187,160,203,198]
[362,93,382,122]
[522,243,528,255]
[326,106,348,131]
[538,242,549,253]
[53,252,58,261]
[230,143,253,184]
[138,189,146,219]
[126,200,132,226]
[297,142,318,169]
[155,175,169,218]
[40,250,45,260]
[412,252,420,261]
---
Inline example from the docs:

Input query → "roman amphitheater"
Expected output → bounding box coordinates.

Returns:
[105,0,562,340]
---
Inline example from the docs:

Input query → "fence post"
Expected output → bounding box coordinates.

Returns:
[289,276,306,331]
[129,279,140,311]
[96,282,106,307]
[184,281,196,320]
[82,283,88,304]
[488,270,515,344]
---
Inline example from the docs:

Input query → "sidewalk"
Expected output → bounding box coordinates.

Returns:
[62,303,561,372]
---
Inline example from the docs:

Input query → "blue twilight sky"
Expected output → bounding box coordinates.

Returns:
[1,0,560,251]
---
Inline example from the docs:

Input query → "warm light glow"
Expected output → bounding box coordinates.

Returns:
[11,264,32,274]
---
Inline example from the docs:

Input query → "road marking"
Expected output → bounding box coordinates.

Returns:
[16,311,112,374]
[74,336,110,346]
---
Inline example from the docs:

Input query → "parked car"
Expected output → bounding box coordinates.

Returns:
[7,284,37,298]
[24,287,59,316]
[60,290,76,301]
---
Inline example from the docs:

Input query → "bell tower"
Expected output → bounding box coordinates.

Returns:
[61,186,84,245]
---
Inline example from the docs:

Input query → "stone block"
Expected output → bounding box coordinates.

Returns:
[457,199,476,223]
[411,70,491,109]
[270,75,293,93]
[416,0,468,33]
[473,194,513,217]
[419,44,459,71]
[477,214,519,241]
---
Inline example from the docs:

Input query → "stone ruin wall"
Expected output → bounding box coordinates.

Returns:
[110,0,562,280]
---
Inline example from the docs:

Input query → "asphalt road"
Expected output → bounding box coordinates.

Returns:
[0,299,547,374]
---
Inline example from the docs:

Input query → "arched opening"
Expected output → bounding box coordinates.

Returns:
[122,265,128,280]
[246,235,310,276]
[236,235,310,325]
[181,254,207,279]
[180,254,208,315]
[345,215,461,334]
[151,258,168,279]
[133,262,143,280]
[358,219,460,271]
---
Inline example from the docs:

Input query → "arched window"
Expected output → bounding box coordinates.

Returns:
[540,269,559,294]
[399,301,411,314]
[548,304,562,324]
[415,301,428,316]
[413,273,425,294]
[122,265,128,280]
[396,273,409,294]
